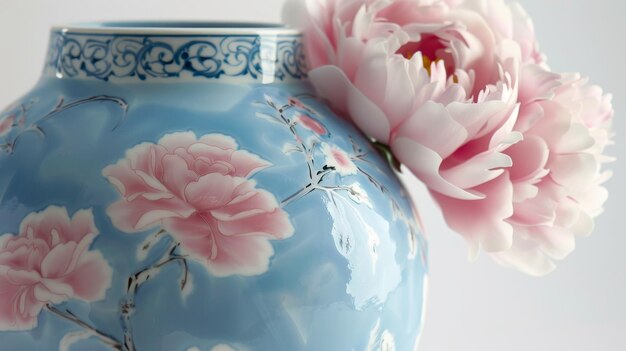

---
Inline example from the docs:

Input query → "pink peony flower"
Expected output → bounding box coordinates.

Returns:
[291,0,614,274]
[103,132,294,277]
[322,143,358,175]
[0,206,112,331]
[296,0,525,200]
[0,115,15,137]
[497,71,612,275]
[294,113,328,135]
[432,60,613,275]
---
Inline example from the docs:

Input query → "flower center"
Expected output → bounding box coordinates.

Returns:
[397,34,456,79]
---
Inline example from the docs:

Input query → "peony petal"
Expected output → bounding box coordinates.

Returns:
[525,101,571,147]
[505,135,549,182]
[199,133,238,150]
[33,283,68,305]
[309,65,391,143]
[103,159,156,199]
[554,122,595,154]
[186,143,234,163]
[205,235,276,277]
[107,196,195,233]
[446,99,512,140]
[488,104,522,149]
[392,137,482,200]
[0,267,41,331]
[56,250,113,302]
[164,212,289,277]
[441,150,510,190]
[5,269,41,286]
[519,64,559,104]
[229,150,272,178]
[394,101,468,158]
[381,55,422,129]
[66,208,98,242]
[514,101,544,133]
[184,174,244,211]
[211,189,280,221]
[157,131,199,151]
[510,190,557,227]
[18,206,73,247]
[163,214,216,261]
[570,210,594,237]
[532,226,576,260]
[125,143,167,180]
[0,238,49,271]
[134,170,170,194]
[160,154,199,199]
[490,232,556,277]
[432,173,514,253]
[549,153,597,189]
[217,209,295,240]
[512,183,539,203]
[352,41,390,109]
[0,234,13,250]
[40,241,78,278]
[336,36,367,81]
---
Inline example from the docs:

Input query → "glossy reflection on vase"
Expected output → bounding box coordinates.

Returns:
[0,22,428,351]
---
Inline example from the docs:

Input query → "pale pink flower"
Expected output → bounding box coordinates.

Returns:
[322,143,358,175]
[103,132,294,277]
[0,115,15,137]
[434,64,614,275]
[295,0,526,200]
[0,206,112,331]
[294,113,328,135]
[291,0,614,274]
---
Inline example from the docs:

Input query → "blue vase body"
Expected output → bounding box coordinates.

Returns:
[0,23,427,351]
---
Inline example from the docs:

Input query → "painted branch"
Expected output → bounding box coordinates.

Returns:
[40,95,129,130]
[46,304,122,350]
[121,240,188,351]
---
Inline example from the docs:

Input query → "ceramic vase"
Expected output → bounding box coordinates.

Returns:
[0,22,428,351]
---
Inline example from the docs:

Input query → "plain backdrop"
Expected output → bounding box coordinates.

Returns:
[0,1,624,350]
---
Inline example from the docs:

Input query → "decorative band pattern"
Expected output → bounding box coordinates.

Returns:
[43,31,307,83]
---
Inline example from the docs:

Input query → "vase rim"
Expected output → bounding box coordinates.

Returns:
[44,21,307,84]
[52,21,301,36]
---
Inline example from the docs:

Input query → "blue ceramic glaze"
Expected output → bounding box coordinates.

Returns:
[0,22,427,351]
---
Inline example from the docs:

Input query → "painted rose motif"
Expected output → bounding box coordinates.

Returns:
[0,115,15,137]
[322,143,358,176]
[288,97,307,109]
[0,206,112,331]
[294,113,328,135]
[103,132,294,277]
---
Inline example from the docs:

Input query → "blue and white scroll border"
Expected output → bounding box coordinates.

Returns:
[43,31,307,84]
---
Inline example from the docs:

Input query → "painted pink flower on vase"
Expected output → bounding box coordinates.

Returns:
[0,206,113,331]
[322,143,358,176]
[295,113,328,135]
[103,132,294,277]
[288,97,308,109]
[0,115,15,137]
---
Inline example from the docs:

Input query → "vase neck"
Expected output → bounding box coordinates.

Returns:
[43,22,307,84]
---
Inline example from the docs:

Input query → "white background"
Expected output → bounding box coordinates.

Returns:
[0,1,624,350]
